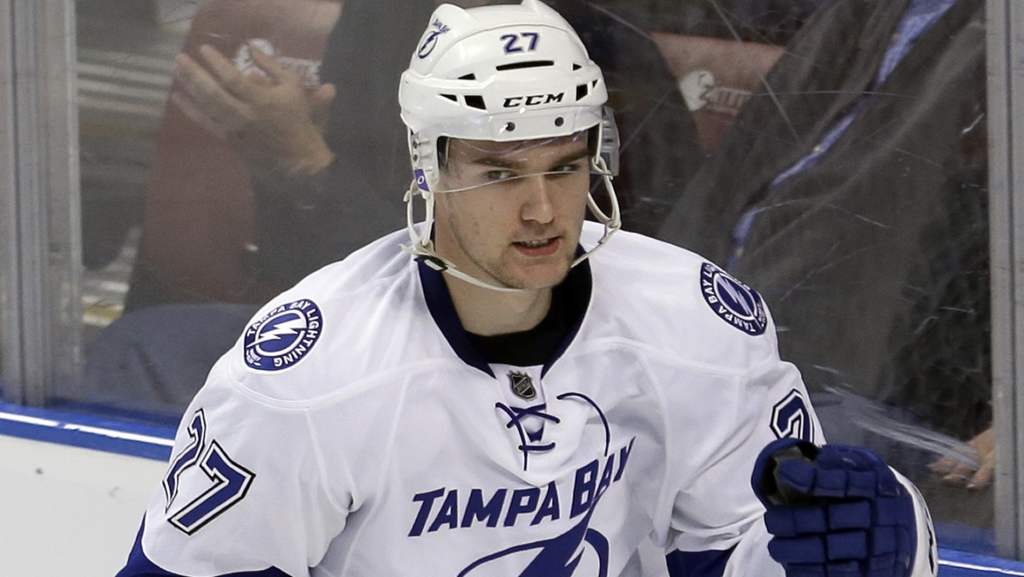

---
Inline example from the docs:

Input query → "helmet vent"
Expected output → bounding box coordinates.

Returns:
[458,73,476,80]
[465,95,487,110]
[576,84,589,101]
[495,60,554,71]
[573,63,582,71]
[440,94,458,102]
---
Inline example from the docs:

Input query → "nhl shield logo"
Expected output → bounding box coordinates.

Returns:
[507,371,537,400]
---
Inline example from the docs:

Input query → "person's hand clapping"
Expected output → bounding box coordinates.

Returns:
[171,42,337,184]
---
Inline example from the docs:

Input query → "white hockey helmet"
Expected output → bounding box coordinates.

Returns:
[399,0,621,292]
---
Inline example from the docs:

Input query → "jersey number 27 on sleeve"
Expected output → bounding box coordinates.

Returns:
[162,409,257,535]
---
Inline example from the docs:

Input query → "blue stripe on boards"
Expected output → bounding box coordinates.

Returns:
[0,401,175,460]
[939,548,1024,576]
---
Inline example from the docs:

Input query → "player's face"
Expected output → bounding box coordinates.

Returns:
[433,134,591,291]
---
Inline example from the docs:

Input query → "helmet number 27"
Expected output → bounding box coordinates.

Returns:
[501,32,539,54]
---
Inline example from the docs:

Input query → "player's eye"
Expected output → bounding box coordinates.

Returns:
[551,160,587,175]
[485,170,517,182]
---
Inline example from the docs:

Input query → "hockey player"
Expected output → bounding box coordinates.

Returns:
[117,2,937,576]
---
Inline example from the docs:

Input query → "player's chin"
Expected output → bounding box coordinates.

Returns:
[506,257,574,290]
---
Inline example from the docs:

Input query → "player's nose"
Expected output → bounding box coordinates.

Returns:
[518,174,555,224]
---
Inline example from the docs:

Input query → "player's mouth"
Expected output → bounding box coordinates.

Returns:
[512,236,560,257]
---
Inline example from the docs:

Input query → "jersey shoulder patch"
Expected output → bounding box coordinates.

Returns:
[243,298,324,372]
[699,262,768,336]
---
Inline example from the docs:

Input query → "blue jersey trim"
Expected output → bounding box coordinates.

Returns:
[540,250,591,378]
[0,401,175,461]
[665,547,734,577]
[117,520,291,577]
[418,260,494,377]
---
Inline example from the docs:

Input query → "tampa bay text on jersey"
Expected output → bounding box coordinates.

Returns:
[412,438,635,576]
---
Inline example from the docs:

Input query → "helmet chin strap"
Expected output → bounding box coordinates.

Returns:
[401,155,622,293]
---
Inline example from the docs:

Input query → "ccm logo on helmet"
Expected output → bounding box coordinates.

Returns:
[503,93,565,108]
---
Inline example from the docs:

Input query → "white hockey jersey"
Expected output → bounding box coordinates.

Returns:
[119,222,935,577]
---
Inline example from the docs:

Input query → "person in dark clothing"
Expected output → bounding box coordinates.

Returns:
[657,0,991,492]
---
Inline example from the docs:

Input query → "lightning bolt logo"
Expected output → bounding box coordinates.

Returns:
[252,316,307,347]
[417,19,450,59]
[458,508,609,577]
[243,300,324,371]
[715,275,755,318]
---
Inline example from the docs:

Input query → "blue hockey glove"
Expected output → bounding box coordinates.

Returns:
[751,438,918,577]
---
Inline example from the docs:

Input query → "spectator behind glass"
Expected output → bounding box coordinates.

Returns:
[658,0,991,505]
[126,0,343,310]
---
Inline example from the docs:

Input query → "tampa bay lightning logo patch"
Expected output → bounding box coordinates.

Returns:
[243,299,323,371]
[700,263,767,336]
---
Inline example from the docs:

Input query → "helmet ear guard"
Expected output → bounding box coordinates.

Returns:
[595,108,619,177]
[399,0,622,291]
